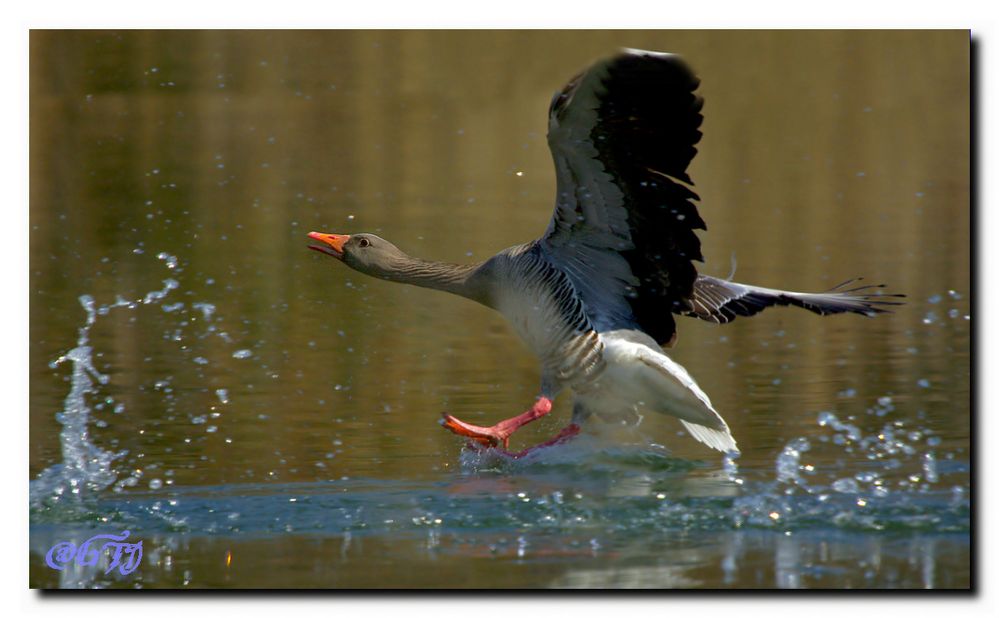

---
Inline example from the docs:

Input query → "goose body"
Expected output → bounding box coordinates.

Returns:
[308,49,901,456]
[473,244,737,452]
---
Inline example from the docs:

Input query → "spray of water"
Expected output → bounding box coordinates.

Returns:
[30,257,180,510]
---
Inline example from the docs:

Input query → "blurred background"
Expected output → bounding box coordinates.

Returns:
[30,30,969,588]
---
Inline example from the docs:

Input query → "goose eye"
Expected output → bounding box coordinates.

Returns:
[358,238,370,248]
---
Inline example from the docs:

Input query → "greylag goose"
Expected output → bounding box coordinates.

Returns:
[308,49,901,457]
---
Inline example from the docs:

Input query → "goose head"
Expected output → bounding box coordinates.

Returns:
[307,231,409,280]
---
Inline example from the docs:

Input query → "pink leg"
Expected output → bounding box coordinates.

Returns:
[504,423,581,459]
[440,397,553,449]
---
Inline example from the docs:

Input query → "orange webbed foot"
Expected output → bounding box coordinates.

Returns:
[439,397,554,450]
[440,413,511,448]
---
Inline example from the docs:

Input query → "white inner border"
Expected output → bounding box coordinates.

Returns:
[7,0,990,613]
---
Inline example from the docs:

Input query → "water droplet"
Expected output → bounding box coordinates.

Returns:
[192,302,216,320]
[854,471,879,484]
[833,478,860,493]
[922,452,939,483]
[156,252,179,270]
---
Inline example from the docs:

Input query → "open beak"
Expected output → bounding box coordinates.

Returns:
[307,232,350,259]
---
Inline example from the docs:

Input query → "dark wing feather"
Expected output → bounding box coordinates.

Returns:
[686,276,906,324]
[541,49,706,345]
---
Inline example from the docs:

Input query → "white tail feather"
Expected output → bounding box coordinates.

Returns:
[680,419,739,454]
[598,333,740,454]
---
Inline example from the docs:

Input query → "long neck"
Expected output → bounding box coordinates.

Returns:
[382,255,491,305]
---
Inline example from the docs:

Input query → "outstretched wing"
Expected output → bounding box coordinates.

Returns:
[685,276,906,324]
[539,49,706,346]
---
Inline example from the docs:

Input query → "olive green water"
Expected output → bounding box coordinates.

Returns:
[29,30,970,589]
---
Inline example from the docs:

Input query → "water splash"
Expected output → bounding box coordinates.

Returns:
[775,437,811,487]
[729,394,967,532]
[722,451,742,485]
[30,270,180,510]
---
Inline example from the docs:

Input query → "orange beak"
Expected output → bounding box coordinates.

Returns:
[307,232,350,259]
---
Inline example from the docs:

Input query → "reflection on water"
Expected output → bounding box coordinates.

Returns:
[30,30,970,588]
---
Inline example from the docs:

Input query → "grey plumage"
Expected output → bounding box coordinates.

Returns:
[480,243,606,394]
